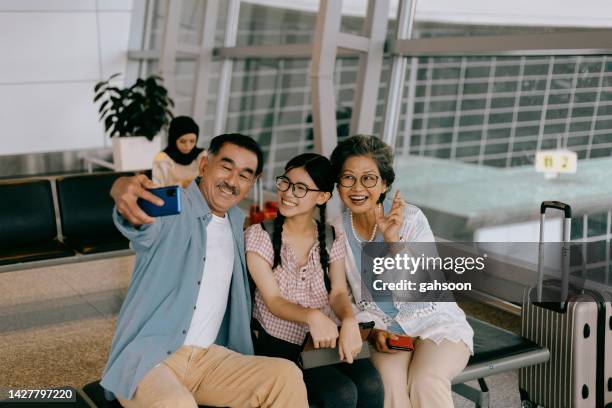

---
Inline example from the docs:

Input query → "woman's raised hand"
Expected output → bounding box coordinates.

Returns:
[375,190,406,242]
[306,309,339,349]
[338,317,363,363]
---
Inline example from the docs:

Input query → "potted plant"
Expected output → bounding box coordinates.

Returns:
[94,73,174,171]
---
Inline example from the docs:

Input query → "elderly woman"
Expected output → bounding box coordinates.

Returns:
[329,135,473,408]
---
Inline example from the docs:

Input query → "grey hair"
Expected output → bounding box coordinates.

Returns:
[330,135,395,203]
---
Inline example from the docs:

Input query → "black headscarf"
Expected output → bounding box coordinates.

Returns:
[163,116,204,165]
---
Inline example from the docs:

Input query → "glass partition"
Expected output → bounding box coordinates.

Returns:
[395,55,612,166]
[392,53,612,287]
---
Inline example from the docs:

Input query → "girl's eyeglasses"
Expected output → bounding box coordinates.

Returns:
[275,176,321,198]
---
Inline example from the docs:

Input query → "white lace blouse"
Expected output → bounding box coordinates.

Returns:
[331,203,474,353]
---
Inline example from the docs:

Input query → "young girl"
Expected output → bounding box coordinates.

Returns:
[152,116,206,187]
[245,153,384,408]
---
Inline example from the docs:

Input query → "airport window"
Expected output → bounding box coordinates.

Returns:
[570,212,612,285]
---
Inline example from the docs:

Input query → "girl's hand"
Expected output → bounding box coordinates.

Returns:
[370,328,400,354]
[307,309,339,349]
[338,317,363,363]
[375,191,406,242]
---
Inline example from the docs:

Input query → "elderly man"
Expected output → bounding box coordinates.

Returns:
[102,133,308,408]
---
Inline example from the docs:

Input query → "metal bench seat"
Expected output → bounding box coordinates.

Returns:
[452,317,549,407]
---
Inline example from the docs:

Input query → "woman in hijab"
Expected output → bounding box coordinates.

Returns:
[152,116,206,187]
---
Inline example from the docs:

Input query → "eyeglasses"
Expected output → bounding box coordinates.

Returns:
[275,176,321,198]
[338,173,380,188]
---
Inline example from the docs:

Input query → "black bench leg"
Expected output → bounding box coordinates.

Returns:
[451,378,490,408]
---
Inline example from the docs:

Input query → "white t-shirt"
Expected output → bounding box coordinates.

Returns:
[184,213,235,348]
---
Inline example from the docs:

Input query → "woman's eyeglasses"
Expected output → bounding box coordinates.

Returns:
[275,176,321,198]
[338,174,380,188]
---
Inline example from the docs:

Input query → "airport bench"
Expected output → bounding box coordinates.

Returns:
[452,317,550,408]
[0,179,74,266]
[0,173,135,273]
[56,173,130,255]
[83,380,225,408]
[83,380,320,408]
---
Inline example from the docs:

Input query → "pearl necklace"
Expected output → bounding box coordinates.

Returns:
[350,209,377,243]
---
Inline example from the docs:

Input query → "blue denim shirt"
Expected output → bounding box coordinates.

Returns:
[101,182,253,401]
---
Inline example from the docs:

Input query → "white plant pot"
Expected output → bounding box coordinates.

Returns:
[112,135,161,172]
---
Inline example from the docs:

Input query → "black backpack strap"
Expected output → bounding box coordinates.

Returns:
[260,219,275,235]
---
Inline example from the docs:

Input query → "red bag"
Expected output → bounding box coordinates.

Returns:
[248,179,278,225]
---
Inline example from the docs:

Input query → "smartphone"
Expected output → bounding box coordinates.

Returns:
[137,185,181,217]
[386,335,414,351]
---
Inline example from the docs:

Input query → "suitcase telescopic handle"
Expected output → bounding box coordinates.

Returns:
[540,201,572,219]
[537,201,572,303]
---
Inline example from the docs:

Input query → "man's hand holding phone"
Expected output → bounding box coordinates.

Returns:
[111,175,164,226]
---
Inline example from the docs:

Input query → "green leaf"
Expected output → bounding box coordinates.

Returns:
[104,116,114,131]
[93,92,106,103]
[94,81,108,93]
[98,99,109,114]
[98,108,108,121]
[106,86,122,96]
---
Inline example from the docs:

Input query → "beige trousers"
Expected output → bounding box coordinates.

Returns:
[117,344,308,408]
[369,339,470,408]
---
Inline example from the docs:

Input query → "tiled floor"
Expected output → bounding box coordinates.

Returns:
[454,371,521,407]
[0,256,133,389]
[0,255,523,407]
